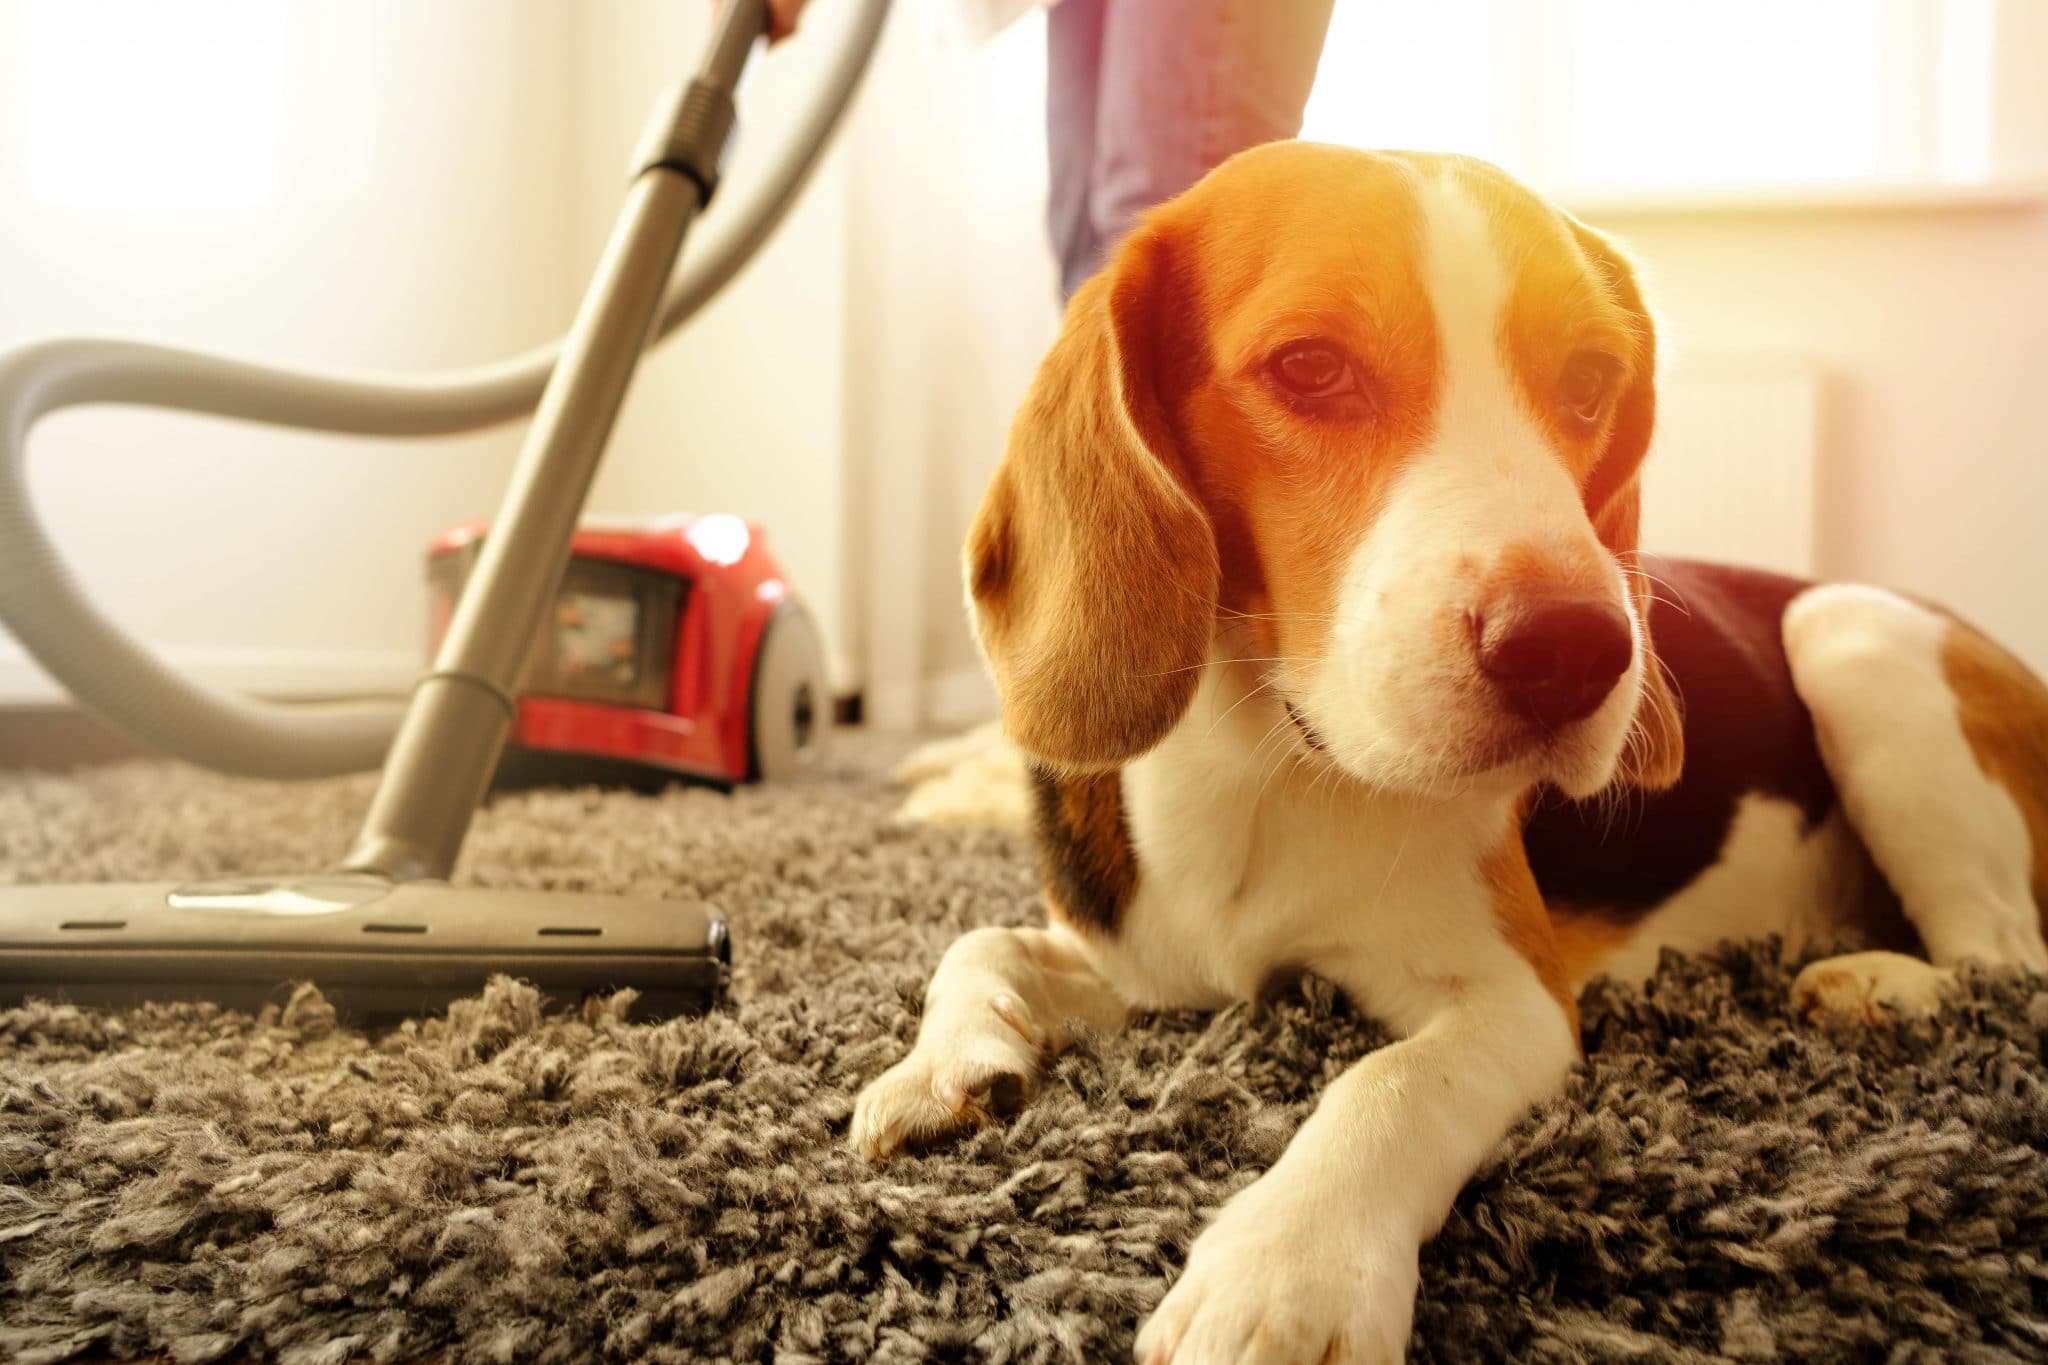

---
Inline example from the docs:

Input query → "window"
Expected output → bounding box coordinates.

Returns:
[1302,0,1996,196]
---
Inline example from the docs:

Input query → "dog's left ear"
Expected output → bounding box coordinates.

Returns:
[1570,217,1684,791]
[961,220,1218,771]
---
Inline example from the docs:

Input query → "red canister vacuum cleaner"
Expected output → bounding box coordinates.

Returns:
[427,513,826,792]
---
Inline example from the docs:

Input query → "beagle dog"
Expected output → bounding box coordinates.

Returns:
[851,143,2048,1363]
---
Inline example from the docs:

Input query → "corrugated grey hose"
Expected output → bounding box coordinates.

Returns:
[0,0,888,779]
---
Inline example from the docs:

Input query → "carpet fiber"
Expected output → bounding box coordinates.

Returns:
[4,756,2048,1363]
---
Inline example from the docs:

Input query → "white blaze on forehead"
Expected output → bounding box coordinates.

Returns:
[1386,168,1590,532]
[1413,169,1529,459]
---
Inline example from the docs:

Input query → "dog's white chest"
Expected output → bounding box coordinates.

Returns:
[1085,666,1513,1016]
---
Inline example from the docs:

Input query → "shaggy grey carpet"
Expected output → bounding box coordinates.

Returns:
[3,755,2048,1364]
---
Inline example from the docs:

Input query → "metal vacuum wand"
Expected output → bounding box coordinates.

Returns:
[346,0,767,882]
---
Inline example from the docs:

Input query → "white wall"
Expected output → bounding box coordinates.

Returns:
[1605,204,2048,671]
[1590,1,2048,671]
[0,0,580,703]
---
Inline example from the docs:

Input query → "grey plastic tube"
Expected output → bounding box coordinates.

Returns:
[0,0,888,779]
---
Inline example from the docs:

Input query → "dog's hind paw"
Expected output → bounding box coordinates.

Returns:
[890,722,1031,831]
[1792,950,1955,1025]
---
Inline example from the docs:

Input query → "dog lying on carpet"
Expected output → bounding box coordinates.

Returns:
[851,142,2048,1362]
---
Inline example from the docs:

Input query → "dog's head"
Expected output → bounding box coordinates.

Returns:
[968,143,1682,800]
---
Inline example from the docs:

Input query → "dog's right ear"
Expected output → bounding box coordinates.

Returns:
[964,222,1218,771]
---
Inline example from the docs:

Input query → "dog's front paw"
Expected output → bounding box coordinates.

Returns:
[849,992,1043,1160]
[1136,1195,1418,1364]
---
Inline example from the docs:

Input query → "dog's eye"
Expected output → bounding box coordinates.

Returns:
[1558,352,1620,426]
[1269,341,1357,402]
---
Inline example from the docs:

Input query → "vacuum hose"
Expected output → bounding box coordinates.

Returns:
[0,0,888,779]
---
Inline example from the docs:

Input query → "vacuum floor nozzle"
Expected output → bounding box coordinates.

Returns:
[0,876,728,1021]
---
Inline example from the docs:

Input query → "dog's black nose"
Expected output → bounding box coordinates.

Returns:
[1477,598,1633,729]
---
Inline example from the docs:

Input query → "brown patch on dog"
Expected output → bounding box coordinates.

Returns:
[1150,145,1440,680]
[1942,623,2048,905]
[1028,762,1139,937]
[1481,815,1582,1043]
[1499,220,1651,481]
[1543,909,1635,991]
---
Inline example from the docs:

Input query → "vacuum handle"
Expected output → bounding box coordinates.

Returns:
[342,1,772,883]
[703,0,772,81]
[635,0,771,200]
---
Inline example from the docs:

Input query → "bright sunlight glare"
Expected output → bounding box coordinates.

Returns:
[24,0,290,212]
[1301,0,1995,193]
[1568,0,1882,186]
[1302,0,1507,165]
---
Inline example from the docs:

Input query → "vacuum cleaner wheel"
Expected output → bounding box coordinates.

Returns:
[749,602,831,781]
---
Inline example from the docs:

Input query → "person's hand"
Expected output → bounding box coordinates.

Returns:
[766,0,805,41]
[720,0,804,42]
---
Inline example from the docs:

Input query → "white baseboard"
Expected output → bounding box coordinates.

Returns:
[826,647,858,699]
[0,645,419,707]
